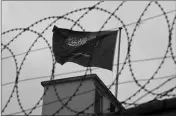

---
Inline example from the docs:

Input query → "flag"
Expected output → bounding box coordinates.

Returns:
[52,25,118,71]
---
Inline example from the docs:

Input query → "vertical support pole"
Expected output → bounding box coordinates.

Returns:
[115,27,122,98]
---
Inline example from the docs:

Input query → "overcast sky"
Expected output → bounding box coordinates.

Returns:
[1,1,176,115]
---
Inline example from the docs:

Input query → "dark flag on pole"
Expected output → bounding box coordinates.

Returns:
[52,25,118,71]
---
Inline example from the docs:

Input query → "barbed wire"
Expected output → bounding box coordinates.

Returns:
[2,1,176,115]
[2,55,175,87]
[125,75,176,107]
[72,1,176,114]
[1,44,19,113]
[169,14,176,64]
[2,7,94,115]
[8,74,175,115]
[123,1,175,103]
[2,10,175,60]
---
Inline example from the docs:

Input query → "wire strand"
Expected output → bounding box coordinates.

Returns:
[2,10,175,60]
[2,55,175,86]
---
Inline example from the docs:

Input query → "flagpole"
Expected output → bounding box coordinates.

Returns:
[115,27,122,98]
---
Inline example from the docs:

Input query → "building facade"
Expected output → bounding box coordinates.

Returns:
[41,74,124,115]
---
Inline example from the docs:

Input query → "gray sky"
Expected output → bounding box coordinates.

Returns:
[1,1,176,115]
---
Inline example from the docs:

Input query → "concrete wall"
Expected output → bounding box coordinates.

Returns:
[42,79,95,115]
[102,96,110,113]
